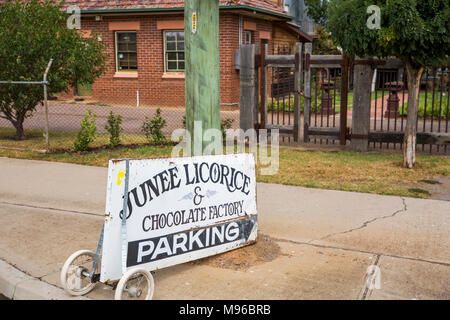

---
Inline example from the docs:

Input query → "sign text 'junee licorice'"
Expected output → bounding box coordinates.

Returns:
[100,154,257,282]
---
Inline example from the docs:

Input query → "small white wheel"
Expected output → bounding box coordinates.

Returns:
[60,250,99,296]
[114,268,155,300]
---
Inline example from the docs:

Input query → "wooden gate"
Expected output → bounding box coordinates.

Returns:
[254,42,351,145]
[302,43,351,145]
[258,43,302,142]
[240,42,351,145]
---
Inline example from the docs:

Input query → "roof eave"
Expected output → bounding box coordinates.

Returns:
[80,5,292,20]
[275,22,313,42]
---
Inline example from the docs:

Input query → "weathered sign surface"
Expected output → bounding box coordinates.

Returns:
[100,153,257,282]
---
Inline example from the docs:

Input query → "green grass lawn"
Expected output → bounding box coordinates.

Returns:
[398,92,449,118]
[1,127,449,199]
[266,91,387,114]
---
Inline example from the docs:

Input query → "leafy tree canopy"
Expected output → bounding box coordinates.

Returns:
[312,25,341,54]
[0,0,107,139]
[327,0,449,168]
[305,0,329,25]
[326,0,450,70]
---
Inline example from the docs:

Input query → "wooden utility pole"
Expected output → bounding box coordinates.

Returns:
[184,0,221,156]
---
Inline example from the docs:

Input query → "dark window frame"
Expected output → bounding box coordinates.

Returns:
[115,31,138,72]
[244,30,252,44]
[164,30,185,72]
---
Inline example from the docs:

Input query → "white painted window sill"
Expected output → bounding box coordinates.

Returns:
[162,72,185,79]
[114,72,138,79]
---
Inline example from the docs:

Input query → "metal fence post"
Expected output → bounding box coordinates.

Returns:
[43,59,53,153]
[0,59,53,151]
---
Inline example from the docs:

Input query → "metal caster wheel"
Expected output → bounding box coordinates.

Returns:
[114,268,154,300]
[60,250,98,296]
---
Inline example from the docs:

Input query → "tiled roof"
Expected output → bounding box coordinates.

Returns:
[61,0,289,17]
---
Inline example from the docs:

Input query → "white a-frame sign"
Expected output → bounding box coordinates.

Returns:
[100,153,258,282]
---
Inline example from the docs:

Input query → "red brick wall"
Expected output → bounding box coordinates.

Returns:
[81,15,186,107]
[219,14,240,107]
[78,13,277,108]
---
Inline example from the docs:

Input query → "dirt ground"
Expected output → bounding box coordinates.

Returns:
[427,176,450,201]
[397,176,450,201]
[191,233,282,271]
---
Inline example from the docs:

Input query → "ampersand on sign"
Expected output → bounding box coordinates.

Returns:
[193,186,205,205]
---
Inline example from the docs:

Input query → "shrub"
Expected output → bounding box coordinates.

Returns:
[73,109,97,151]
[220,118,234,140]
[142,108,167,145]
[105,111,123,148]
[0,0,107,140]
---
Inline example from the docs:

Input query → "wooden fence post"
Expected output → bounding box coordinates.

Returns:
[260,42,268,129]
[294,42,302,142]
[303,43,312,143]
[240,44,258,132]
[254,44,260,129]
[340,54,349,145]
[351,62,373,152]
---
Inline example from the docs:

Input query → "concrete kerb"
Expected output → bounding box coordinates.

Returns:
[0,259,88,300]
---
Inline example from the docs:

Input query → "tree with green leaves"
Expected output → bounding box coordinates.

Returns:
[0,0,107,139]
[304,1,339,55]
[327,0,450,168]
[312,25,340,54]
[305,0,329,25]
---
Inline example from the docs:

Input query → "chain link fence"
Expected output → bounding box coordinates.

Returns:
[0,85,241,152]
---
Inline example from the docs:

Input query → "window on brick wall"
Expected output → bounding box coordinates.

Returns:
[164,31,185,72]
[244,31,252,44]
[116,32,138,71]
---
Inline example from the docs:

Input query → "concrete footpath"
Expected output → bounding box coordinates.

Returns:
[0,157,449,300]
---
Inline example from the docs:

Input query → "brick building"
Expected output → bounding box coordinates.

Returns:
[64,0,312,108]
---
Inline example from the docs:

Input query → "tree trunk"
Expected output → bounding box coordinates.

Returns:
[14,121,25,140]
[403,62,424,168]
